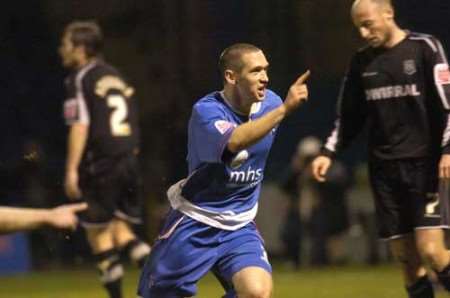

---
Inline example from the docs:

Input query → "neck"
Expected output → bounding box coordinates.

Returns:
[384,26,406,48]
[76,56,96,69]
[222,87,252,115]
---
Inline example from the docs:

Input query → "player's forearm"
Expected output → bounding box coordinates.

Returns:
[227,105,286,152]
[0,207,52,234]
[66,124,88,172]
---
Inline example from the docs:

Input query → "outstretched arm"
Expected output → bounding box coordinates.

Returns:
[0,202,87,234]
[228,70,310,153]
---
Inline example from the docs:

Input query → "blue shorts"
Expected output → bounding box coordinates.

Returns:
[137,209,271,298]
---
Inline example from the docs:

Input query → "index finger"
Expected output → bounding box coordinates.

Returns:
[295,70,310,85]
[68,202,88,213]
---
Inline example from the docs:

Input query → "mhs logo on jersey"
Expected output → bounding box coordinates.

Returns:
[365,84,421,101]
[230,166,263,184]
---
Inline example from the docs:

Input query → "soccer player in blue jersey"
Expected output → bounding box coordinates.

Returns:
[137,43,310,298]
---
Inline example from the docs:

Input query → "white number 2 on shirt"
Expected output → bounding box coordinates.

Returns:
[107,94,131,136]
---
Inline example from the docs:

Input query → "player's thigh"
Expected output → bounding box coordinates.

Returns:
[85,223,115,253]
[111,218,136,247]
[115,155,143,224]
[138,211,218,298]
[369,160,425,239]
[215,223,272,297]
[232,266,272,298]
[389,235,418,261]
[415,228,447,259]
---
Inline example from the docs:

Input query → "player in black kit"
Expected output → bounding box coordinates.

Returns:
[311,0,450,297]
[60,21,150,298]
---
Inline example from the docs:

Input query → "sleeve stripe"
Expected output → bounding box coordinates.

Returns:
[442,114,450,147]
[434,64,450,110]
[436,39,449,64]
[74,62,97,125]
[409,36,438,53]
[410,35,450,110]
[324,119,340,153]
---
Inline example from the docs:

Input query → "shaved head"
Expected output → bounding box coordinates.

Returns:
[352,0,393,15]
[350,0,401,48]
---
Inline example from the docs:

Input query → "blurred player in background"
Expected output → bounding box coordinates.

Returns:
[60,21,150,298]
[312,0,450,297]
[137,43,309,298]
[0,202,86,234]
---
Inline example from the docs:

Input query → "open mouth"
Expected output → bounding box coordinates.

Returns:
[257,87,266,97]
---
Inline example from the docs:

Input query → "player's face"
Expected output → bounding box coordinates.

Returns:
[59,32,80,68]
[235,51,269,102]
[352,2,393,48]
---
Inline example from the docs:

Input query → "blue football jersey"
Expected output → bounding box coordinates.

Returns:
[167,90,282,230]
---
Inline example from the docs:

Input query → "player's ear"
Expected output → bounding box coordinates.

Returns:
[224,69,237,85]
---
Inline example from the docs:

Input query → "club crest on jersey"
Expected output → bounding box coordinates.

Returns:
[435,63,450,85]
[214,120,235,135]
[403,60,416,75]
[230,150,249,169]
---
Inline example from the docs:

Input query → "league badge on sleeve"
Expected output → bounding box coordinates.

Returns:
[435,63,450,85]
[214,120,235,135]
[63,98,79,121]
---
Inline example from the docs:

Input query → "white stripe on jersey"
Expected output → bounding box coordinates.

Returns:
[167,179,258,231]
[74,61,98,124]
[442,113,450,148]
[410,34,450,110]
[324,119,340,153]
[409,35,438,52]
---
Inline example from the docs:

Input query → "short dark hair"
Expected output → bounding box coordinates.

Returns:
[218,43,262,75]
[64,21,103,58]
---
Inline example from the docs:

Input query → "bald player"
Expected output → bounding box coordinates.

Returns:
[311,0,450,297]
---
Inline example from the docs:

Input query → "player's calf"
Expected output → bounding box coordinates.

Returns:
[122,239,151,268]
[95,249,124,298]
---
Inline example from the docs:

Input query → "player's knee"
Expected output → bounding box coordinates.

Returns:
[122,239,151,268]
[417,242,440,264]
[237,281,272,298]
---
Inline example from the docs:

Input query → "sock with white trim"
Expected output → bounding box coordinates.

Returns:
[122,239,151,268]
[406,275,434,298]
[436,263,450,291]
[95,249,123,298]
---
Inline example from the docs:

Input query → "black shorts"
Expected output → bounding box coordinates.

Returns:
[79,154,143,227]
[369,157,450,240]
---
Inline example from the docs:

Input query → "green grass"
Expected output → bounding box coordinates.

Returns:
[0,265,447,298]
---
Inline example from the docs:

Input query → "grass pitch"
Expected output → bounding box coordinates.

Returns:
[0,264,447,298]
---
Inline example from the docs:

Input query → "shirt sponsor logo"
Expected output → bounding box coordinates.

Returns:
[230,166,262,184]
[403,60,417,75]
[365,84,421,101]
[214,120,235,135]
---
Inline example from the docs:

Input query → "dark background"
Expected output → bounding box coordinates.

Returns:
[1,0,449,264]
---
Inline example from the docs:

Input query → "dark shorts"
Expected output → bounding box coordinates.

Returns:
[79,154,142,227]
[137,210,271,298]
[369,157,450,240]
